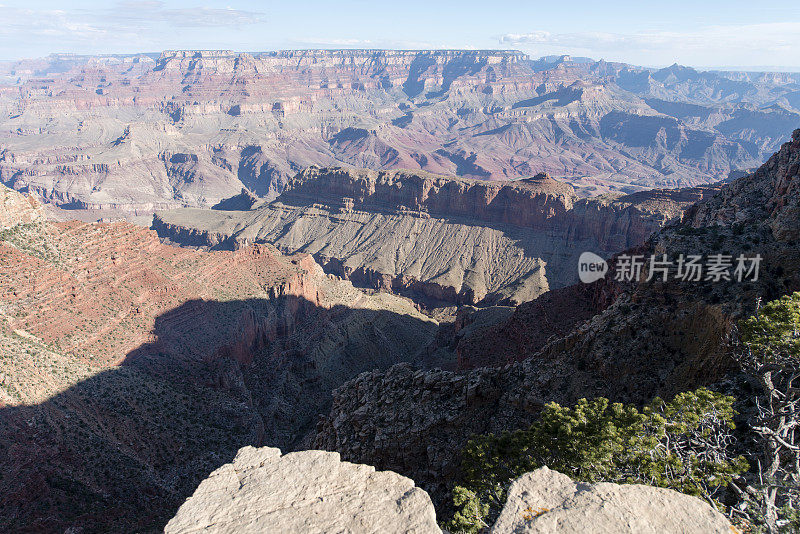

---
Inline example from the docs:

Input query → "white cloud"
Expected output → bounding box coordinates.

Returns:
[109,3,266,27]
[0,7,109,40]
[501,31,552,44]
[294,38,374,47]
[0,2,268,58]
[0,2,265,41]
[290,37,440,50]
[499,23,800,68]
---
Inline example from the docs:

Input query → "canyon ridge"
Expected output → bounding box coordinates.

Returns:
[1,49,799,220]
[2,45,800,533]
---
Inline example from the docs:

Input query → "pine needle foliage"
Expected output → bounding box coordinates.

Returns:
[446,388,748,533]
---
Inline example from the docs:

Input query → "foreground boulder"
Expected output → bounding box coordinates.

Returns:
[491,467,734,533]
[165,446,441,534]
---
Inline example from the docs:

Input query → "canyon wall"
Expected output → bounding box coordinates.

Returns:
[0,208,439,531]
[1,49,798,215]
[313,130,800,510]
[154,166,716,305]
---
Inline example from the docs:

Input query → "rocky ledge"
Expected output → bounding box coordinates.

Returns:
[492,467,733,533]
[167,447,734,534]
[165,446,441,534]
[154,167,714,305]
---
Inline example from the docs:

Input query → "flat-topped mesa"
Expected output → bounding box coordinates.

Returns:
[263,48,528,65]
[155,49,237,63]
[281,166,577,228]
[160,50,237,58]
[151,48,527,76]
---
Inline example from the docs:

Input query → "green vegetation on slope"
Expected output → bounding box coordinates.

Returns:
[0,221,62,264]
[736,292,800,533]
[446,388,747,533]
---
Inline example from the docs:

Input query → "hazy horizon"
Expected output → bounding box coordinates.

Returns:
[1,1,799,71]
[4,48,800,75]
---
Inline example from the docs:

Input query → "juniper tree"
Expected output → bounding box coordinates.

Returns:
[446,389,747,533]
[737,292,800,533]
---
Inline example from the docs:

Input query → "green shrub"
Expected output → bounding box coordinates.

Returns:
[446,388,748,533]
[740,293,800,362]
[736,292,800,532]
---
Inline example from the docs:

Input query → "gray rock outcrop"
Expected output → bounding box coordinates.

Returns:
[491,467,734,534]
[164,446,441,534]
[0,185,44,229]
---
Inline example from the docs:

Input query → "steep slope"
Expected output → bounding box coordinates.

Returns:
[1,50,798,217]
[0,184,43,228]
[0,200,438,531]
[314,130,800,506]
[154,166,715,305]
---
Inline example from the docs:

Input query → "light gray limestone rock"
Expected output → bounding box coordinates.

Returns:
[490,467,735,534]
[165,446,441,534]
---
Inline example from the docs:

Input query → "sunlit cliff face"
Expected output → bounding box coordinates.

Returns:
[1,50,798,218]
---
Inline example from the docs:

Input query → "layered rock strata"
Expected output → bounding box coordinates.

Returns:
[155,167,714,305]
[2,49,798,216]
[314,130,800,507]
[0,207,438,531]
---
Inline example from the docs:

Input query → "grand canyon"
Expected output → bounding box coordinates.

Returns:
[1,38,800,534]
[2,49,799,216]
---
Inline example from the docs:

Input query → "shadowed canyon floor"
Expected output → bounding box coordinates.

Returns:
[3,109,800,531]
[314,130,800,511]
[0,193,443,531]
[5,128,796,530]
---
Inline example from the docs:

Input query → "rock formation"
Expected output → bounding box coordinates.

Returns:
[155,166,714,305]
[5,50,799,533]
[0,210,439,531]
[1,50,798,217]
[314,130,800,507]
[165,449,734,534]
[0,184,43,229]
[490,467,733,533]
[165,446,440,534]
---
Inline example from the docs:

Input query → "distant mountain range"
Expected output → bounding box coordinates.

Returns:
[0,49,798,215]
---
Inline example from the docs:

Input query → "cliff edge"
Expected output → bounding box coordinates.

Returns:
[165,446,441,534]
[155,166,713,305]
[166,448,734,534]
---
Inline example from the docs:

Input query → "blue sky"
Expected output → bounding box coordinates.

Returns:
[1,1,799,69]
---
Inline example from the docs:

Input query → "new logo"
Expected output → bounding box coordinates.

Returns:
[578,251,608,283]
